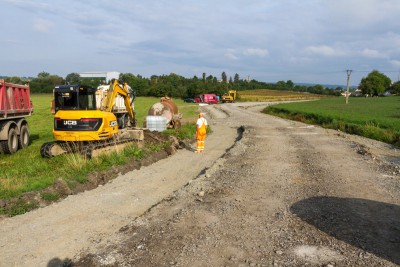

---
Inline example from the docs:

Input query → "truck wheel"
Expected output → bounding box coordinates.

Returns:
[19,125,30,149]
[1,128,19,154]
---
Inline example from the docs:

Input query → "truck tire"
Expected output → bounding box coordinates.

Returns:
[19,124,30,149]
[1,128,19,154]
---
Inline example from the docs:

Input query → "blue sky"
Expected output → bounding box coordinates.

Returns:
[1,0,400,86]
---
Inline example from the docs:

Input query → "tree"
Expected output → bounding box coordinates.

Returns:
[30,73,65,93]
[234,73,240,84]
[221,72,227,83]
[276,80,287,89]
[37,71,50,78]
[310,84,325,94]
[206,75,214,83]
[286,80,294,88]
[65,73,81,84]
[119,73,150,96]
[150,75,159,86]
[359,70,391,96]
[5,76,24,84]
[390,81,400,94]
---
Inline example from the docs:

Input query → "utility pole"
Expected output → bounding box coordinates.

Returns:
[345,70,352,104]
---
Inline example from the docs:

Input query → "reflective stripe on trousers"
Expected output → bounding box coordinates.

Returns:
[196,121,206,152]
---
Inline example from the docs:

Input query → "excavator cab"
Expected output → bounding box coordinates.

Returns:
[52,85,107,135]
[54,85,97,111]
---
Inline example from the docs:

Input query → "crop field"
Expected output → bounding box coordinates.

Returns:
[0,94,198,205]
[265,96,400,146]
[238,89,325,102]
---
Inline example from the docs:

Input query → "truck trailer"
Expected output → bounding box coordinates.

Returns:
[0,80,33,154]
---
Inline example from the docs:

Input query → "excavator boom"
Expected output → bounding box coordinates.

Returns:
[102,79,136,126]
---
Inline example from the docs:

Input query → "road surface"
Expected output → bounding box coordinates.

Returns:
[0,102,399,267]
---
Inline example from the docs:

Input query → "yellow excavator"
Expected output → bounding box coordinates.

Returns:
[221,90,237,103]
[40,79,143,158]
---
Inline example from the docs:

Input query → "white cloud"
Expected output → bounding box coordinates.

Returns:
[324,0,400,32]
[4,0,50,10]
[305,45,346,57]
[224,49,239,60]
[243,48,269,57]
[361,48,388,59]
[389,60,400,68]
[33,18,53,33]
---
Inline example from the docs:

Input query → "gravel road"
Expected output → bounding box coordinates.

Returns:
[1,102,399,267]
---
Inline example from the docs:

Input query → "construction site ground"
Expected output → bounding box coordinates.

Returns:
[0,102,399,267]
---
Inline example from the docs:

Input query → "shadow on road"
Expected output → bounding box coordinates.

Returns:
[290,196,400,265]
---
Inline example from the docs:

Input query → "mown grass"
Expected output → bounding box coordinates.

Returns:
[0,94,199,202]
[264,96,400,146]
[238,89,325,102]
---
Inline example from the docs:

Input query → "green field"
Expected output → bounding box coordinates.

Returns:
[265,96,400,146]
[0,94,199,203]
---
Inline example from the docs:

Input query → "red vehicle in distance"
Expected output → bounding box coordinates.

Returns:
[194,94,219,104]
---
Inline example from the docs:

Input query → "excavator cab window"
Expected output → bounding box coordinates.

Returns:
[78,87,96,110]
[54,85,97,111]
[55,92,77,110]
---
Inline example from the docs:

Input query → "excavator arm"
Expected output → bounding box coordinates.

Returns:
[102,79,136,126]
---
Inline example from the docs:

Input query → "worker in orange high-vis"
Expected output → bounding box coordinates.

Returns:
[195,113,208,153]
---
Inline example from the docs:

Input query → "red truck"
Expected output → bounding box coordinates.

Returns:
[195,94,219,104]
[0,80,33,154]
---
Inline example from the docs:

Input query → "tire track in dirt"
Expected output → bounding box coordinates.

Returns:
[74,102,399,266]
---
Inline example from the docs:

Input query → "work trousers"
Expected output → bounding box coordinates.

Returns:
[196,134,206,152]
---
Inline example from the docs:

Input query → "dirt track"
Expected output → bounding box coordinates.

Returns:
[1,102,399,267]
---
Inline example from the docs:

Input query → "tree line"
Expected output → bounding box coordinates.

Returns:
[2,70,398,97]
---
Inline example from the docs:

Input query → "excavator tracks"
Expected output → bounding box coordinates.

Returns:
[40,129,144,159]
